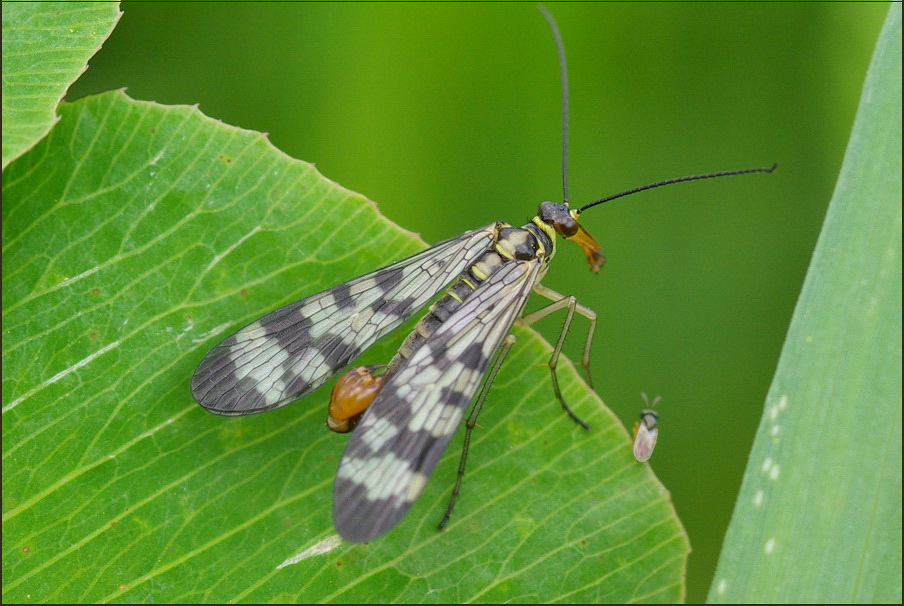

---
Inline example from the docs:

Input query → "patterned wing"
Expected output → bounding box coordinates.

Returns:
[332,257,544,542]
[191,225,498,415]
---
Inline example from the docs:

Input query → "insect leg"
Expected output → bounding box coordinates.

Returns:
[518,283,597,430]
[438,333,517,531]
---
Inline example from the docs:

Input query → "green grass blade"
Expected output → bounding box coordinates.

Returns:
[709,4,902,603]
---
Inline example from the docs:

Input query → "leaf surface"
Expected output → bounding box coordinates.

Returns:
[2,90,687,603]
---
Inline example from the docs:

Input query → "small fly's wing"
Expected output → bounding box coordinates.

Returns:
[191,225,498,415]
[633,408,659,462]
[333,258,543,542]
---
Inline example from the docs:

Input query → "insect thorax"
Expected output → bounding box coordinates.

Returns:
[385,220,554,376]
[639,409,658,430]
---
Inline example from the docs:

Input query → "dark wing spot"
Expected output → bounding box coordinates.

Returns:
[331,282,355,310]
[375,266,405,293]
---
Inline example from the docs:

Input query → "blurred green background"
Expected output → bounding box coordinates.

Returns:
[67,2,889,602]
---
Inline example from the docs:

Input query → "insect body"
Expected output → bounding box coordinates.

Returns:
[633,393,661,462]
[323,203,602,440]
[191,203,604,542]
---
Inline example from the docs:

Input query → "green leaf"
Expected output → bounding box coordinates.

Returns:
[2,89,687,602]
[709,4,902,603]
[1,1,121,169]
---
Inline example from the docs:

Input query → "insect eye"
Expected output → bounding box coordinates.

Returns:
[555,215,580,238]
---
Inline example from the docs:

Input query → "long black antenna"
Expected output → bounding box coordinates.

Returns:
[539,5,569,205]
[578,164,778,213]
[538,5,775,214]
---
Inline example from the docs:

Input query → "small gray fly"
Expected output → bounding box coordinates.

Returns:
[633,393,661,463]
